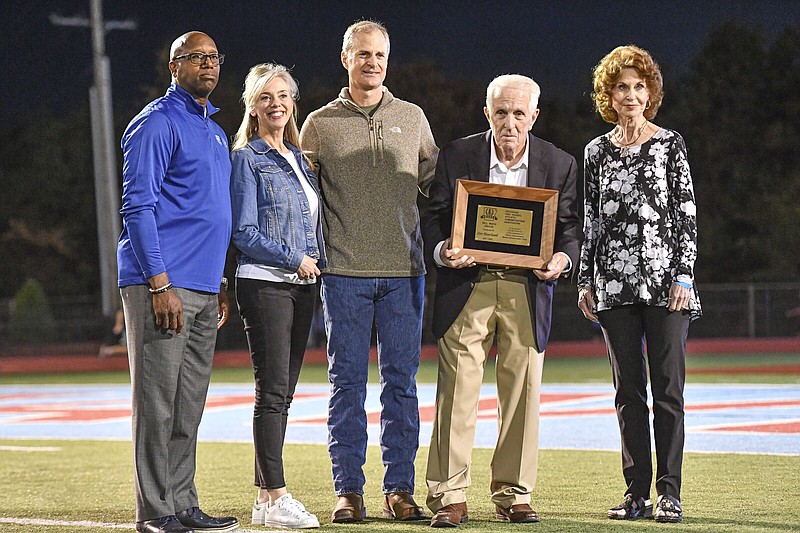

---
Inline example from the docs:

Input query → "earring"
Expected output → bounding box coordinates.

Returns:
[645,101,651,110]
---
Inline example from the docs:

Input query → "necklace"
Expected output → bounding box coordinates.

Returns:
[615,121,649,157]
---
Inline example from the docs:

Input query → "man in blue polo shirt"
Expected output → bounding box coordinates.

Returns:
[118,31,237,533]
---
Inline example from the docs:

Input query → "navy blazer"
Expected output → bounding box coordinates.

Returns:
[422,130,581,351]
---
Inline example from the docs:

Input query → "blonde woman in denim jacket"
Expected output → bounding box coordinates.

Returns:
[230,63,325,529]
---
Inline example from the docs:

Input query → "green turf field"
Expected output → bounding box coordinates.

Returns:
[1,351,799,532]
[1,440,798,532]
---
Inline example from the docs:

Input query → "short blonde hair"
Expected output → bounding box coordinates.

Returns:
[342,20,390,56]
[231,63,301,152]
[591,45,663,124]
[486,74,540,113]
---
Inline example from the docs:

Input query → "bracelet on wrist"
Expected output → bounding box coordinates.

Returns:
[220,277,229,291]
[148,282,173,294]
[672,280,692,289]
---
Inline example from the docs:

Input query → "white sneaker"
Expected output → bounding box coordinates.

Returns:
[254,493,320,529]
[252,498,268,525]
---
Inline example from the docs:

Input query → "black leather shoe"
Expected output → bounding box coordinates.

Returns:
[136,515,194,533]
[176,507,239,532]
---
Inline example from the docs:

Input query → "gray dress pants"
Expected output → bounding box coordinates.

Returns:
[121,285,218,522]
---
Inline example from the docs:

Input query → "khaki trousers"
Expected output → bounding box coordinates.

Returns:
[426,269,545,512]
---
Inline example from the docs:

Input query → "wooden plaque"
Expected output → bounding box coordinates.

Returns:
[451,179,558,269]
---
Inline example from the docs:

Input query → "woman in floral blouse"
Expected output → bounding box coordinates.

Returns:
[577,45,701,524]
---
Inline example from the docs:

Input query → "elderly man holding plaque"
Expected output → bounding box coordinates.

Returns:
[422,74,580,527]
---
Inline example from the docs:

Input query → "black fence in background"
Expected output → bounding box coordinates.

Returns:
[1,282,799,353]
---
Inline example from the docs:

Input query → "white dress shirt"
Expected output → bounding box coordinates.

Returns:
[434,135,570,272]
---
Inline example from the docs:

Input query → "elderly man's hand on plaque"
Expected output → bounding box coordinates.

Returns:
[440,238,477,269]
[533,252,570,281]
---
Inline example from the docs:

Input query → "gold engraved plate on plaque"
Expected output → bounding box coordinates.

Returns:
[474,204,533,247]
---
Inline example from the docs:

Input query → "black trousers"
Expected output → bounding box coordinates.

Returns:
[236,278,317,489]
[597,304,690,500]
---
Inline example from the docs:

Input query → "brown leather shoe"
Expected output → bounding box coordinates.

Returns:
[495,503,540,523]
[382,492,427,520]
[332,493,365,523]
[430,502,468,528]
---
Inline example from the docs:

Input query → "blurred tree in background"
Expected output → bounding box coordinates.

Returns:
[668,23,800,282]
[7,279,56,343]
[0,109,98,299]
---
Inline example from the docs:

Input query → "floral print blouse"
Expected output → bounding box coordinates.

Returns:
[578,127,701,319]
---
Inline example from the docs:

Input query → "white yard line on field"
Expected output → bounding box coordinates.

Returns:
[0,445,62,452]
[0,518,269,532]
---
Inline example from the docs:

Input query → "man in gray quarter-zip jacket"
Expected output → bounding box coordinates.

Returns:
[299,19,438,525]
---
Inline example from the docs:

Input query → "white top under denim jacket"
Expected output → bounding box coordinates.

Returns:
[230,136,326,285]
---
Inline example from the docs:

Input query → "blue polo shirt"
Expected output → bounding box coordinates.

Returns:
[117,83,232,293]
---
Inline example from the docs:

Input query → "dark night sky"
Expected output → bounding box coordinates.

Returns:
[3,0,800,132]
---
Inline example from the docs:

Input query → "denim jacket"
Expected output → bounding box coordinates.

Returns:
[230,136,326,272]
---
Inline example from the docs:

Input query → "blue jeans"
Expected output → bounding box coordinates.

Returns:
[321,274,424,495]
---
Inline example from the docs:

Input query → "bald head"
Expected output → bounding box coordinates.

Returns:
[170,31,214,60]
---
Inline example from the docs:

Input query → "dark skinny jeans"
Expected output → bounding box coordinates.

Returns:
[236,277,316,488]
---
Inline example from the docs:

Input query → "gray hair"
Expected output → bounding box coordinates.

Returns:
[486,74,540,113]
[342,20,390,55]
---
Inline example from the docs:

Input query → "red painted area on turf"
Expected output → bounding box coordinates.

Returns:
[707,420,800,434]
[0,392,72,401]
[204,392,327,410]
[687,398,800,411]
[688,365,800,374]
[1,389,796,435]
[0,391,328,424]
[296,393,615,425]
[4,408,132,423]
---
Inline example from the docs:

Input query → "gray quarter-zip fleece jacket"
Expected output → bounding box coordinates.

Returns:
[300,87,439,277]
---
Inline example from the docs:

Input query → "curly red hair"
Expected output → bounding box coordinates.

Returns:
[591,45,663,124]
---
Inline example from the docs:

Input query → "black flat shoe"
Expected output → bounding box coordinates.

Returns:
[607,494,653,520]
[136,515,194,533]
[176,507,239,532]
[654,495,683,523]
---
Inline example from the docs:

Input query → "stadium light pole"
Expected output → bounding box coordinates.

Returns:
[50,0,136,318]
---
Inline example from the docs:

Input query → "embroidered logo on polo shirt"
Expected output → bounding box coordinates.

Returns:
[389,126,402,133]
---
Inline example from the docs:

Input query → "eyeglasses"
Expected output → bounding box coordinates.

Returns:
[172,53,225,66]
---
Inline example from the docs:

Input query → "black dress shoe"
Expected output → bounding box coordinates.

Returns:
[136,515,194,533]
[176,507,239,532]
